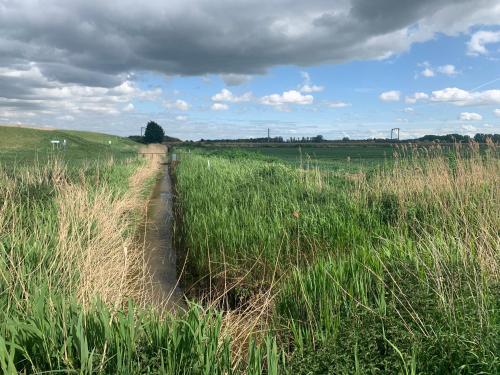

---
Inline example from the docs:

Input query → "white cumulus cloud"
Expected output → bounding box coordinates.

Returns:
[494,109,500,117]
[421,68,435,77]
[174,99,190,111]
[437,64,459,76]
[467,30,500,55]
[405,92,429,104]
[211,88,252,103]
[261,90,314,106]
[300,84,324,93]
[166,99,190,111]
[419,63,459,78]
[211,102,229,111]
[379,90,400,102]
[431,87,500,106]
[459,112,482,121]
[299,72,324,93]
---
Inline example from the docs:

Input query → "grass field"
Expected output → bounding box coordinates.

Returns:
[180,143,395,171]
[179,143,448,175]
[1,127,498,373]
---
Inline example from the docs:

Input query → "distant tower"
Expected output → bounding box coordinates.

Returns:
[391,128,400,141]
[268,128,270,142]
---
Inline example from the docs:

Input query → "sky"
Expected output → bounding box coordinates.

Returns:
[0,0,500,140]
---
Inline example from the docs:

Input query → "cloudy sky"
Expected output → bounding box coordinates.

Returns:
[1,0,500,140]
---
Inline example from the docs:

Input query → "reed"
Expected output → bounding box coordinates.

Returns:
[174,142,499,373]
[1,140,498,373]
[0,153,280,374]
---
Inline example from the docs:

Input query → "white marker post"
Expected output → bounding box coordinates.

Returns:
[50,140,60,150]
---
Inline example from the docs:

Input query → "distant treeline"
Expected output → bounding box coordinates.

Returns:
[187,133,500,144]
[129,133,499,144]
[416,133,499,143]
[195,135,324,143]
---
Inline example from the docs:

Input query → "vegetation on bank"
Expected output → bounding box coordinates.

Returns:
[0,126,498,373]
[174,141,499,373]
[0,126,138,163]
[0,127,277,373]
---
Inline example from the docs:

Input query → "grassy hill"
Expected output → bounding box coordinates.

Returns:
[0,125,138,162]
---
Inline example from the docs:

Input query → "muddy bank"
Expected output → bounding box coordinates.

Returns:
[143,160,185,310]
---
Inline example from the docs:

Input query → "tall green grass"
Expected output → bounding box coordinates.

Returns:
[1,295,274,374]
[174,142,499,373]
[0,154,279,373]
[1,139,498,373]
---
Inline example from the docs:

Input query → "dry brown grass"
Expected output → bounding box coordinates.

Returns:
[196,246,283,370]
[0,123,56,131]
[386,144,498,274]
[54,153,164,309]
[0,144,181,315]
[377,142,498,195]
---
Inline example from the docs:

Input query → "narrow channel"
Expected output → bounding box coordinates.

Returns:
[144,160,185,310]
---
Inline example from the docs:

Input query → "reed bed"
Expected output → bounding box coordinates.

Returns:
[174,142,499,373]
[1,154,277,374]
[1,141,498,373]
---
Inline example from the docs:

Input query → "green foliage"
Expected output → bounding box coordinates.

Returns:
[0,296,244,374]
[178,143,396,172]
[144,121,165,144]
[1,137,498,373]
[173,146,499,373]
[0,141,281,374]
[0,125,138,165]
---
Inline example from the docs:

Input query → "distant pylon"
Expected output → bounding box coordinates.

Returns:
[391,128,400,140]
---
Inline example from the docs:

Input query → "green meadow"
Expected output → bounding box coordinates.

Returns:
[183,143,394,172]
[0,126,498,373]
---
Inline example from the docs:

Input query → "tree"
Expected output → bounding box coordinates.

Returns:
[312,135,324,142]
[144,121,165,144]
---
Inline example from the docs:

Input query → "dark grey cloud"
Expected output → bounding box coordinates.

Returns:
[0,0,499,136]
[1,0,498,85]
[350,0,455,32]
[0,99,44,110]
[0,76,36,98]
[38,64,124,88]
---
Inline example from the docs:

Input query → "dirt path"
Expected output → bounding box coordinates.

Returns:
[143,147,185,310]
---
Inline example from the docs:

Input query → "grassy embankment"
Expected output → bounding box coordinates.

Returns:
[174,141,499,373]
[1,127,276,374]
[0,126,137,164]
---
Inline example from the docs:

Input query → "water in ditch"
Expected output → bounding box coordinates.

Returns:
[144,163,185,310]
